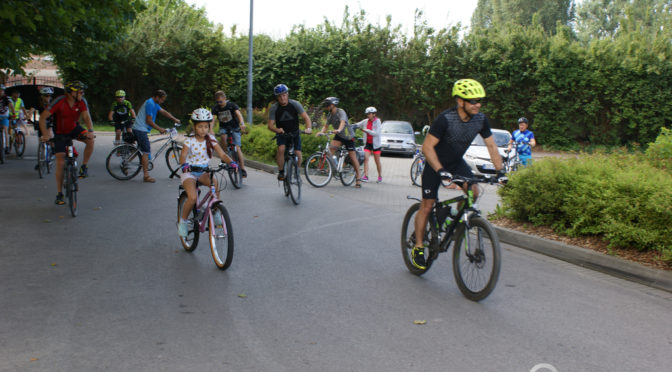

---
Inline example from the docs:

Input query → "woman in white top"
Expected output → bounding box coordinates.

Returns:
[354,106,382,183]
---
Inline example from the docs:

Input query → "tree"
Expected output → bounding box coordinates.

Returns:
[471,0,575,32]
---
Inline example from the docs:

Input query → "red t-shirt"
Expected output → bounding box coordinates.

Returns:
[366,120,374,144]
[49,96,88,134]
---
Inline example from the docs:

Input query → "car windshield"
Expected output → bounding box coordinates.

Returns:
[471,132,511,147]
[382,121,413,134]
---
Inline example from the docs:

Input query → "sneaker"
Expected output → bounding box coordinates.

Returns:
[411,246,427,270]
[78,164,88,178]
[277,170,285,181]
[241,168,247,178]
[361,176,369,182]
[55,192,65,205]
[377,176,382,183]
[213,211,223,226]
[177,220,188,237]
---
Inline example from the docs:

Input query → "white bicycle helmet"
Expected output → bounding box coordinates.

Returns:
[40,87,54,95]
[191,108,213,122]
[421,125,430,137]
[364,106,377,114]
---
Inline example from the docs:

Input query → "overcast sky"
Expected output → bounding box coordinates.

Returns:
[186,0,479,38]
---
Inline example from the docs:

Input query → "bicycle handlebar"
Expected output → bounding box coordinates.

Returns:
[440,172,507,188]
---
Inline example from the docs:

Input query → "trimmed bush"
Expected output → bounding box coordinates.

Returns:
[646,127,672,173]
[240,124,322,164]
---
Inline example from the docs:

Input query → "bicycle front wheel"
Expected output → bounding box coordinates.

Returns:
[209,203,234,270]
[106,144,142,180]
[165,145,183,174]
[67,164,78,217]
[177,192,200,252]
[227,151,242,189]
[340,158,356,186]
[452,216,501,301]
[14,132,25,157]
[304,152,333,187]
[410,157,424,187]
[400,202,437,275]
[0,131,4,164]
[37,142,46,178]
[287,158,301,205]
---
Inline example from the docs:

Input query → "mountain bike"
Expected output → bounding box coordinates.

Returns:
[105,123,182,180]
[272,131,304,205]
[173,163,234,270]
[7,123,25,157]
[304,131,357,187]
[401,172,506,301]
[503,142,522,173]
[221,128,242,189]
[410,148,425,187]
[36,139,55,179]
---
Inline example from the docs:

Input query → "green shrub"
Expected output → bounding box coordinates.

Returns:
[240,124,322,164]
[646,127,672,173]
[499,153,672,262]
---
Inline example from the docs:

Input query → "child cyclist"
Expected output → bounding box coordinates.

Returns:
[177,108,238,238]
[107,90,137,145]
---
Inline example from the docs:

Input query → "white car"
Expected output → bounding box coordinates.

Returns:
[463,129,516,175]
[379,120,418,156]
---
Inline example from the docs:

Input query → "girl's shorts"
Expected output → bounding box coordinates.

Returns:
[364,142,381,154]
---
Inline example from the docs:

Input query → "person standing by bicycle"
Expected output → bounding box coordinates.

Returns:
[38,80,96,205]
[177,108,237,238]
[353,106,382,183]
[0,85,16,155]
[108,90,137,145]
[131,89,181,183]
[318,96,362,188]
[507,117,536,166]
[211,90,248,178]
[267,84,312,181]
[411,78,504,270]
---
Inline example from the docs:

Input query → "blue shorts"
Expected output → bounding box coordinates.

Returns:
[132,129,151,154]
[219,130,241,147]
[276,131,302,151]
[0,115,8,127]
[519,154,532,166]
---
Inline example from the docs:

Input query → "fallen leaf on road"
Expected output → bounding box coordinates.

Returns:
[413,320,427,325]
[94,207,102,211]
[238,294,247,298]
[51,263,57,267]
[43,219,51,223]
[30,358,38,362]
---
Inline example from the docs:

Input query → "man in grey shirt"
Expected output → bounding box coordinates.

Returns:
[318,96,362,188]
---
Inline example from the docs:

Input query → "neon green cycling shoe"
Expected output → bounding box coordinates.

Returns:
[411,246,427,270]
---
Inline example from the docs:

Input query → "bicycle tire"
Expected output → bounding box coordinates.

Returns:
[165,145,182,175]
[0,131,4,164]
[452,216,501,301]
[106,144,142,180]
[227,151,242,189]
[287,157,301,205]
[37,142,46,178]
[67,163,78,217]
[209,203,234,270]
[400,202,437,275]
[46,145,54,174]
[340,159,356,186]
[304,152,332,187]
[410,156,424,187]
[14,132,25,157]
[177,192,200,252]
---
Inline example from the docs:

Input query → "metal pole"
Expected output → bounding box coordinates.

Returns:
[246,0,254,125]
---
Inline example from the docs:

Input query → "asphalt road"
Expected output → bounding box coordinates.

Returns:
[1,133,671,372]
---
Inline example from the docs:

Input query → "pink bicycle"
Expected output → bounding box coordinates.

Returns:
[173,163,234,270]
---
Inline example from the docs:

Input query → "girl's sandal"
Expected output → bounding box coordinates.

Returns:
[355,179,362,188]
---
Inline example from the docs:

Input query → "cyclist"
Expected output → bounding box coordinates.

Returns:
[267,84,312,180]
[318,96,362,188]
[38,80,96,205]
[211,90,247,178]
[10,89,29,133]
[411,78,504,269]
[177,108,237,237]
[107,89,137,145]
[507,116,536,166]
[0,85,16,154]
[33,87,55,170]
[131,89,181,183]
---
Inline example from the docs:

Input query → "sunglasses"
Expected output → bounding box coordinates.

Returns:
[217,100,226,103]
[463,98,483,105]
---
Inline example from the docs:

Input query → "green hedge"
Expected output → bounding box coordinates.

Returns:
[240,124,325,164]
[498,153,672,262]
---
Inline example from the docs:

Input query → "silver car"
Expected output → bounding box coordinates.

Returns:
[380,120,418,156]
[463,128,516,175]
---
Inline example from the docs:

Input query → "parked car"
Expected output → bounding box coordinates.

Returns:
[463,128,516,175]
[379,120,418,156]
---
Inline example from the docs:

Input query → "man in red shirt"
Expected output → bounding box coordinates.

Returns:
[39,81,95,205]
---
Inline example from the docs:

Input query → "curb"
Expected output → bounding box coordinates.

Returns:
[494,226,672,293]
[245,159,277,174]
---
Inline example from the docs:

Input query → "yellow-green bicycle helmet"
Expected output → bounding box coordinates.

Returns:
[115,90,126,97]
[452,79,486,99]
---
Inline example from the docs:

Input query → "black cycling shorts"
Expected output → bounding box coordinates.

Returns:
[276,131,302,151]
[53,125,88,154]
[114,119,132,131]
[333,134,356,151]
[421,159,474,200]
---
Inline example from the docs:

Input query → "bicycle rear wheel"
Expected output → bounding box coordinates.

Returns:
[287,158,301,205]
[304,152,332,187]
[165,145,182,174]
[340,158,356,186]
[227,151,242,189]
[177,192,200,252]
[209,203,234,270]
[400,202,437,275]
[452,216,501,301]
[37,142,46,178]
[67,163,78,217]
[0,131,4,164]
[410,157,424,187]
[14,131,25,157]
[106,144,142,180]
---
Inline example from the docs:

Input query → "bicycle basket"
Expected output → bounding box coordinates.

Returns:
[122,132,136,144]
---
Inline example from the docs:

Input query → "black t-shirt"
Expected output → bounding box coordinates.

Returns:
[211,101,241,131]
[269,99,305,133]
[110,100,133,122]
[429,107,493,168]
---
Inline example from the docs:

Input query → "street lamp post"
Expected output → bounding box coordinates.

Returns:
[247,0,254,126]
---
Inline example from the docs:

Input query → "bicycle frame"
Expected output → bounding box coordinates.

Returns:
[148,127,179,161]
[317,133,349,173]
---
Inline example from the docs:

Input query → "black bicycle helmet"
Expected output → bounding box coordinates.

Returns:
[517,117,529,124]
[323,96,339,106]
[65,80,87,92]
